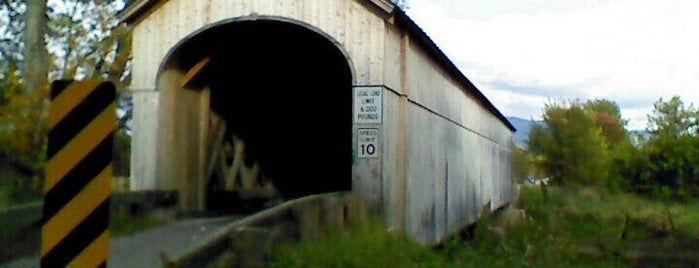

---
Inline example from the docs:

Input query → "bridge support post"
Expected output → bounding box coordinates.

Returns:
[295,201,321,242]
[157,68,210,212]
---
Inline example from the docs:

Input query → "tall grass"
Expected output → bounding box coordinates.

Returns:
[270,185,699,267]
[271,218,447,268]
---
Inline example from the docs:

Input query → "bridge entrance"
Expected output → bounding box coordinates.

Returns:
[157,19,353,211]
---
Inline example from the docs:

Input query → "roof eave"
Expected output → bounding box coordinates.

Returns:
[392,9,516,132]
[118,0,167,24]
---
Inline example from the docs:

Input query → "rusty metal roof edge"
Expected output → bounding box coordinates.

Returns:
[392,9,516,132]
[118,0,515,132]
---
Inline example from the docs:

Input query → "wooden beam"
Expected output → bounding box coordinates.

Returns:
[225,137,246,191]
[181,57,211,88]
[205,111,226,184]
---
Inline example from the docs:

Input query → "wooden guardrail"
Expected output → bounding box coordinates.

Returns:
[166,192,368,268]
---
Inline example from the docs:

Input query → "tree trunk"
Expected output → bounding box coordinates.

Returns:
[22,0,49,94]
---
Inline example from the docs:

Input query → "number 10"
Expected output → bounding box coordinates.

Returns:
[361,144,376,155]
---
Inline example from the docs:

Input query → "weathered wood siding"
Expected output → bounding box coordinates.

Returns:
[378,21,515,244]
[129,90,159,190]
[130,0,387,195]
[130,0,388,90]
[127,0,514,245]
[364,19,515,243]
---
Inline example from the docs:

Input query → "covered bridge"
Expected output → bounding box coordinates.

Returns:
[120,0,516,245]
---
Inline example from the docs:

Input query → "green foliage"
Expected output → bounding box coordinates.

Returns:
[625,96,699,201]
[445,185,698,267]
[585,99,623,121]
[528,101,611,186]
[271,218,446,268]
[647,96,698,138]
[607,142,642,192]
[2,174,42,205]
[0,64,48,172]
[0,0,133,205]
[113,129,131,177]
[527,96,699,199]
[441,216,607,268]
[512,146,531,183]
[271,185,699,267]
[585,99,630,147]
[47,1,133,87]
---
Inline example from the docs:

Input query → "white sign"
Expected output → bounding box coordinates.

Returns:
[358,128,379,158]
[354,87,382,123]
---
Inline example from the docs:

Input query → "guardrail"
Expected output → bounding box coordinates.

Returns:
[166,192,368,268]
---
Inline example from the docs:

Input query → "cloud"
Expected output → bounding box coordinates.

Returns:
[407,0,699,129]
[478,87,550,120]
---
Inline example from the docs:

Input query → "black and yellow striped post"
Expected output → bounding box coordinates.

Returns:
[42,80,116,268]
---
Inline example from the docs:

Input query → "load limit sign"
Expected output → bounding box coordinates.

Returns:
[354,87,382,124]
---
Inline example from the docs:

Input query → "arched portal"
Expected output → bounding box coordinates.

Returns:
[156,18,354,211]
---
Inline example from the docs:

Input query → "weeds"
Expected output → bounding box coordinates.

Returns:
[271,185,699,267]
[271,218,446,268]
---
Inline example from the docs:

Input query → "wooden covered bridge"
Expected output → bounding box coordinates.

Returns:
[120,0,516,245]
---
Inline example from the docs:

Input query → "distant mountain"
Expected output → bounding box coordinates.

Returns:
[506,116,543,148]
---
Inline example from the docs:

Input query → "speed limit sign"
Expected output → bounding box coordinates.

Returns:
[358,128,379,158]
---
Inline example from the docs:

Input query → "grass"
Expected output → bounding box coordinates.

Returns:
[269,185,699,267]
[0,162,41,208]
[0,186,7,208]
[522,184,699,239]
[270,218,448,268]
[109,210,169,235]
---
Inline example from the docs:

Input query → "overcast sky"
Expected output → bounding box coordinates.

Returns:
[405,0,699,130]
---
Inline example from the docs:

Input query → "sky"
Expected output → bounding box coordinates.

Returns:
[405,0,699,130]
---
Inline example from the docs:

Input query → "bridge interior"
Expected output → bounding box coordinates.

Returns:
[164,20,353,210]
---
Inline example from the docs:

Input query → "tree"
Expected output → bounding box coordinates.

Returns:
[585,99,629,147]
[0,0,132,203]
[528,101,610,186]
[636,96,699,200]
[583,99,635,190]
[647,96,698,138]
[23,0,49,95]
[512,146,531,183]
[0,0,50,203]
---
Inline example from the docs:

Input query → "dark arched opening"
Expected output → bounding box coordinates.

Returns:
[164,19,353,210]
